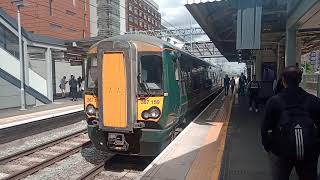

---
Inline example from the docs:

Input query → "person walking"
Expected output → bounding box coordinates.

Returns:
[224,74,230,96]
[230,77,236,94]
[247,75,260,112]
[77,76,83,92]
[239,73,247,96]
[59,76,68,98]
[261,66,320,180]
[69,75,78,101]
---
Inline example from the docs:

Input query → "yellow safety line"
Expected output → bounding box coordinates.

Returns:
[186,93,234,180]
[211,95,234,180]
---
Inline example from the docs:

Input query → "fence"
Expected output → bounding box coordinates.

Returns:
[301,74,320,97]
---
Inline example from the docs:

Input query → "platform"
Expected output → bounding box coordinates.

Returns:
[138,91,309,180]
[0,98,83,130]
[138,91,233,180]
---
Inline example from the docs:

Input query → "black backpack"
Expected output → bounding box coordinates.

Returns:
[273,95,319,161]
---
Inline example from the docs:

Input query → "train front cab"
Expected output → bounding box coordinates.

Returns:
[84,39,184,156]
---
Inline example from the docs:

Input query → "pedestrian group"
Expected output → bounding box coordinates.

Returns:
[59,75,84,101]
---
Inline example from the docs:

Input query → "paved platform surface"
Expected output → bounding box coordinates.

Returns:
[138,91,234,180]
[220,95,273,180]
[0,98,83,129]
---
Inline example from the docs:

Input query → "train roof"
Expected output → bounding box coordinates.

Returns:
[90,34,174,50]
[90,34,219,68]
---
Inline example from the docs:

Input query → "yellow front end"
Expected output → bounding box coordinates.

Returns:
[137,97,164,122]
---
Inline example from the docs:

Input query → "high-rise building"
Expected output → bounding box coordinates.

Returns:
[0,0,90,40]
[92,0,161,38]
[126,0,161,32]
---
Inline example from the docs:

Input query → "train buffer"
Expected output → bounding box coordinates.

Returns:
[0,99,83,130]
[137,92,301,180]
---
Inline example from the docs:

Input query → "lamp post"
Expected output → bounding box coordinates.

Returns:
[12,0,26,110]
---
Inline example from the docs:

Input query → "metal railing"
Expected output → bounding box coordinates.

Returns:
[301,74,320,97]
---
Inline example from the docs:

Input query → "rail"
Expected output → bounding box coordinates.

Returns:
[0,129,89,180]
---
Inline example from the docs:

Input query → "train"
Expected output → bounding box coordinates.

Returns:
[83,34,223,156]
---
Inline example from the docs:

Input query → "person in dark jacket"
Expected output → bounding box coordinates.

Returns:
[247,75,261,112]
[69,75,78,101]
[274,77,284,95]
[239,73,247,96]
[224,74,230,96]
[261,66,320,180]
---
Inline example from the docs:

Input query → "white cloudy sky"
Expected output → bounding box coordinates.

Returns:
[153,0,246,73]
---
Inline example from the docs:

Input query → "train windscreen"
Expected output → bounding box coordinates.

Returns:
[138,54,163,96]
[86,56,98,90]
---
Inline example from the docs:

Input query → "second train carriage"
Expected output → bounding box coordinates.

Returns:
[84,34,222,156]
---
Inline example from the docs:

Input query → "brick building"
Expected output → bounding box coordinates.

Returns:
[126,0,161,32]
[0,0,90,40]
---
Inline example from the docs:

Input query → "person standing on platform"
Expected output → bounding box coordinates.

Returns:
[239,73,247,96]
[247,75,260,112]
[77,76,83,92]
[230,77,236,94]
[273,76,284,95]
[59,76,68,98]
[261,66,320,180]
[69,75,78,101]
[224,74,230,96]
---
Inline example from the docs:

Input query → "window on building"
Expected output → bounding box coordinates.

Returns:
[144,14,147,20]
[139,20,143,27]
[66,10,76,16]
[129,16,133,22]
[129,4,133,11]
[134,8,138,15]
[68,27,77,32]
[0,24,19,58]
[129,27,133,32]
[84,14,87,27]
[139,10,143,17]
[148,16,151,22]
[49,0,53,16]
[50,23,62,30]
[134,17,138,25]
[152,19,154,24]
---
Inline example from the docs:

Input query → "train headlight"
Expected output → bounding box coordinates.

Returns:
[142,110,150,120]
[86,105,96,116]
[149,107,161,119]
[141,107,161,120]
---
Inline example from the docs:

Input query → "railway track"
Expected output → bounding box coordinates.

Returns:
[0,129,90,180]
[76,155,153,180]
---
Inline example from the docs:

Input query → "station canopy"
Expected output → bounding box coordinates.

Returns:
[186,0,320,62]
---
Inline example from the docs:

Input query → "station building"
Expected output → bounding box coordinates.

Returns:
[0,0,91,40]
[0,8,82,110]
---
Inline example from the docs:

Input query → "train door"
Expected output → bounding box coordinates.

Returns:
[176,58,188,115]
[101,52,127,128]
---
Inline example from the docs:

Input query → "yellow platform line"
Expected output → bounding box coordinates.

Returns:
[186,94,234,180]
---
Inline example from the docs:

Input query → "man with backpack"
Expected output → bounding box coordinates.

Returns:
[248,75,261,112]
[261,66,320,180]
[239,73,247,96]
